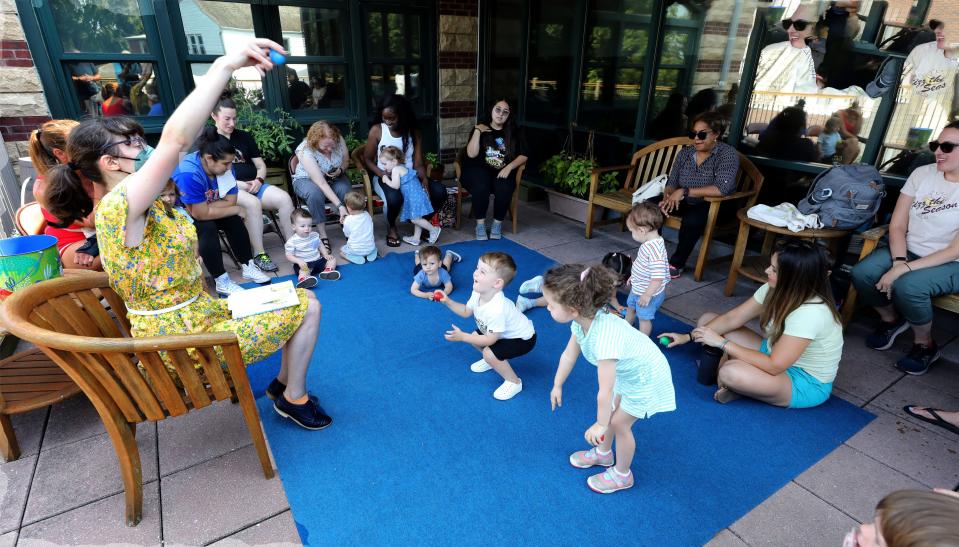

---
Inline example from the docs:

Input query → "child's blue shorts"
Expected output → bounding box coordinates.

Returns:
[626,290,666,321]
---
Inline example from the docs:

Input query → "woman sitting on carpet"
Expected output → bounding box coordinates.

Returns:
[660,239,843,408]
[44,39,331,431]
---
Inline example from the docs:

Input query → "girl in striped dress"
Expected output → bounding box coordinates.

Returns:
[543,264,676,494]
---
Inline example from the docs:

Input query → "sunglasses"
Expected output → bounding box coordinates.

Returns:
[929,140,959,154]
[782,19,810,31]
[688,130,711,140]
[99,135,146,154]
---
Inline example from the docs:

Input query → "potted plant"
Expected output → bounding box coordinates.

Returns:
[425,152,445,181]
[344,120,366,187]
[541,151,619,224]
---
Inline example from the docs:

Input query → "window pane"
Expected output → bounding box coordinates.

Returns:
[179,1,254,57]
[485,0,522,102]
[526,0,574,124]
[191,62,263,105]
[576,0,652,136]
[280,6,342,57]
[368,12,383,58]
[53,0,149,53]
[283,64,347,109]
[387,13,406,57]
[67,60,162,117]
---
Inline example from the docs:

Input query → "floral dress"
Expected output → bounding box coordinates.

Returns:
[398,169,433,222]
[96,180,309,370]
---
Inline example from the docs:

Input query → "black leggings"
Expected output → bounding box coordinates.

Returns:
[462,165,514,221]
[377,177,447,230]
[194,215,254,278]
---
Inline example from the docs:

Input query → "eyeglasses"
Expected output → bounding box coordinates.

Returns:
[782,19,810,31]
[929,140,959,154]
[687,130,711,140]
[493,106,510,116]
[99,135,146,154]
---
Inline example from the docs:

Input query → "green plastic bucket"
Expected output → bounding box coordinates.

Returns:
[0,234,62,299]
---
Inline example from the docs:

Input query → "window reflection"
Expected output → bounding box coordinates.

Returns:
[365,10,424,108]
[191,63,262,104]
[53,0,149,53]
[284,64,347,109]
[485,0,523,101]
[67,61,161,117]
[526,0,573,124]
[280,6,342,57]
[179,0,255,56]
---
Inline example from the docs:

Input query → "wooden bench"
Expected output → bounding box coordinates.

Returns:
[585,137,764,281]
[840,225,959,325]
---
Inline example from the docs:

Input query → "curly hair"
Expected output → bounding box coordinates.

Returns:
[543,263,618,318]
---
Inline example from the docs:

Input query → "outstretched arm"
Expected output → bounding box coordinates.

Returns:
[551,334,581,410]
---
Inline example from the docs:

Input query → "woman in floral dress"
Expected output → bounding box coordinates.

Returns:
[43,39,330,430]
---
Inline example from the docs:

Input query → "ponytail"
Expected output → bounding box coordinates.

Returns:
[43,163,93,227]
[543,263,618,318]
[28,119,80,177]
[195,125,234,160]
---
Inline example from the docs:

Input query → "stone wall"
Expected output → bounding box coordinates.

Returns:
[0,0,50,170]
[437,1,478,174]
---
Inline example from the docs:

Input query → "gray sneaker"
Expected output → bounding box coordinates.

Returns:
[475,220,488,241]
[253,253,278,272]
[490,220,503,240]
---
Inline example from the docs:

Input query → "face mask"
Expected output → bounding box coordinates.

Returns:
[116,144,154,175]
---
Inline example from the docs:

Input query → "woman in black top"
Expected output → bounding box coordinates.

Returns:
[461,97,528,240]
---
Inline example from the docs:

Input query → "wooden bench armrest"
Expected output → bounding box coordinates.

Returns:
[704,189,757,203]
[590,164,631,175]
[861,225,889,241]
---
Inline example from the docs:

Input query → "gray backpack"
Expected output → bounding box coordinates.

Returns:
[797,164,885,230]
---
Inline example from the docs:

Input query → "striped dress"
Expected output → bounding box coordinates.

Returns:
[572,312,676,419]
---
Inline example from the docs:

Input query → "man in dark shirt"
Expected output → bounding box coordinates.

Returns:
[288,69,311,109]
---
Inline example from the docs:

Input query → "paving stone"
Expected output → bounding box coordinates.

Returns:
[0,530,16,547]
[538,235,630,264]
[845,405,959,488]
[831,387,867,407]
[795,444,926,522]
[18,481,161,545]
[705,529,748,547]
[5,406,47,460]
[161,445,288,546]
[908,346,959,397]
[23,423,158,525]
[209,510,301,546]
[832,325,904,403]
[506,224,585,251]
[42,394,108,451]
[661,280,757,325]
[158,400,256,477]
[0,453,37,533]
[730,482,858,546]
[869,379,959,441]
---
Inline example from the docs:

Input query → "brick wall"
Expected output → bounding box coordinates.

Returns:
[691,0,761,94]
[0,0,52,168]
[436,0,478,176]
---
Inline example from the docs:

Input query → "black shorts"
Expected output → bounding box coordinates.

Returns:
[476,330,537,361]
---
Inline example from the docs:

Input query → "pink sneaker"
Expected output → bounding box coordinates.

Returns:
[569,447,614,469]
[587,468,634,494]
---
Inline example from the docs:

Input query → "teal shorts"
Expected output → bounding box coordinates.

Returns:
[759,339,833,409]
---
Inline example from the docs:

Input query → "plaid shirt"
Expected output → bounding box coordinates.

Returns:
[666,141,739,202]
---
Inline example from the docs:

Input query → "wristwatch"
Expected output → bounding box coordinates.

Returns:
[254,177,264,184]
[893,256,907,262]
[682,187,689,199]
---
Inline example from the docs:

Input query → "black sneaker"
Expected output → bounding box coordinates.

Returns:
[668,265,684,279]
[265,378,286,400]
[296,275,318,289]
[865,319,909,350]
[274,396,332,430]
[897,342,941,375]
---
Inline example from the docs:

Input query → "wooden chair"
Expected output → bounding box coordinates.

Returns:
[840,225,959,325]
[0,273,275,526]
[0,348,82,461]
[453,147,524,233]
[15,202,47,236]
[349,147,376,216]
[585,137,764,281]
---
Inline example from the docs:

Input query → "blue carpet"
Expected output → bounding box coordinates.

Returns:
[247,238,874,546]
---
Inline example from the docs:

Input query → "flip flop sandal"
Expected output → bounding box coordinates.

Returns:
[903,406,959,436]
[387,234,401,247]
[320,237,332,255]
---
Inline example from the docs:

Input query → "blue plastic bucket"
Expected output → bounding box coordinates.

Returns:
[0,234,62,298]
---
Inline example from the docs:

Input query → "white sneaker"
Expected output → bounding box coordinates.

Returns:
[446,250,462,263]
[214,273,245,296]
[519,275,544,294]
[402,235,421,246]
[470,359,492,373]
[516,295,537,313]
[493,379,523,400]
[428,226,442,244]
[242,260,271,284]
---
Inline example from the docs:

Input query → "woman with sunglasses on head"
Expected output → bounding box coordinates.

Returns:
[461,97,528,240]
[653,110,739,279]
[43,39,331,431]
[659,239,843,408]
[850,122,959,376]
[27,119,105,271]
